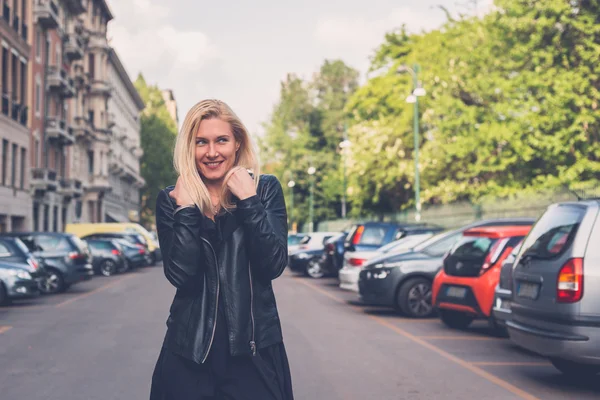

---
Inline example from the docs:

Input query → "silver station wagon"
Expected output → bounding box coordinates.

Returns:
[507,199,600,377]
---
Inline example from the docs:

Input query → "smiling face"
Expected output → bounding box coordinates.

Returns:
[195,117,240,183]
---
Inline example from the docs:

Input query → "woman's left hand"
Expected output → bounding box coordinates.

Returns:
[226,167,257,200]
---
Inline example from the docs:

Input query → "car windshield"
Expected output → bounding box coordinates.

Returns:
[288,235,305,245]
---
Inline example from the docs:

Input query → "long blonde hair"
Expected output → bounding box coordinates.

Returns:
[173,99,261,214]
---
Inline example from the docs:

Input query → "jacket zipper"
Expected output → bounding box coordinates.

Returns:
[248,262,256,356]
[200,237,220,364]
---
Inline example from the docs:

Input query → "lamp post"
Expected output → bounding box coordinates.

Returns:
[287,179,295,231]
[339,132,351,220]
[397,64,426,222]
[307,166,316,233]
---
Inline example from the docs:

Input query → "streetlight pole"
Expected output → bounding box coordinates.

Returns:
[397,63,425,222]
[307,166,316,233]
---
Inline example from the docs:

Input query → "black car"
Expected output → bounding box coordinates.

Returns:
[288,248,325,276]
[84,239,128,276]
[0,236,47,283]
[358,218,536,318]
[2,232,94,294]
[83,233,153,265]
[0,260,42,305]
[114,238,149,269]
[308,233,347,278]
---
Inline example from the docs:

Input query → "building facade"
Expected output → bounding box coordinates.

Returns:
[161,89,178,129]
[0,0,32,232]
[0,0,145,232]
[105,48,144,223]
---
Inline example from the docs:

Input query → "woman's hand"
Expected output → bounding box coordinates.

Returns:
[169,177,195,206]
[226,167,257,200]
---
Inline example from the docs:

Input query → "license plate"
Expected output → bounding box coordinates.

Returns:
[446,286,467,298]
[517,282,540,299]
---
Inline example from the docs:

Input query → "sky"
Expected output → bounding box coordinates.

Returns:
[107,0,493,137]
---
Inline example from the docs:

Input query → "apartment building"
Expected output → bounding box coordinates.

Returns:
[161,89,178,129]
[0,0,32,232]
[105,48,144,223]
[0,0,145,232]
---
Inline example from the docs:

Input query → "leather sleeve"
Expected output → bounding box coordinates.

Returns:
[156,189,205,291]
[236,175,289,280]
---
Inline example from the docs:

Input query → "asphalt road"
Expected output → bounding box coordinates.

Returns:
[1,264,599,400]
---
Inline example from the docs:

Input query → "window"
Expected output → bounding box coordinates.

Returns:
[20,60,26,106]
[20,147,25,189]
[35,79,41,114]
[89,110,94,128]
[1,139,7,185]
[34,138,39,168]
[89,53,95,79]
[33,204,39,231]
[43,205,49,231]
[87,150,94,174]
[35,29,41,60]
[10,144,19,187]
[518,205,586,261]
[53,206,58,232]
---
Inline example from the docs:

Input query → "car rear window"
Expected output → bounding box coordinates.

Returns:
[35,235,75,252]
[70,236,89,252]
[355,226,387,246]
[451,237,496,261]
[88,240,114,250]
[518,205,586,260]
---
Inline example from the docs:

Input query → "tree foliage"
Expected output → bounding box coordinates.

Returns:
[134,74,178,228]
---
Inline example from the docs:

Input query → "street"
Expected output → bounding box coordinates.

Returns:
[1,265,599,400]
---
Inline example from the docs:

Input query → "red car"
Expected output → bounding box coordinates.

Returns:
[432,225,532,334]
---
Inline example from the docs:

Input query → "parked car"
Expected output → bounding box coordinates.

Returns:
[344,222,443,253]
[507,200,600,377]
[305,233,347,279]
[288,247,325,276]
[288,233,306,247]
[1,232,93,294]
[114,238,149,269]
[0,236,46,276]
[339,233,434,292]
[83,239,128,276]
[491,243,522,331]
[288,232,340,255]
[358,218,536,318]
[0,260,42,305]
[432,226,531,335]
[82,233,152,265]
[65,222,162,265]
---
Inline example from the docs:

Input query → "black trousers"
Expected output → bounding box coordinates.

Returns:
[150,345,293,400]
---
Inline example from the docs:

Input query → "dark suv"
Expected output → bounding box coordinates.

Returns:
[2,233,94,293]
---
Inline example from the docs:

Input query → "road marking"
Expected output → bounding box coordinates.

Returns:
[473,362,551,367]
[55,274,136,308]
[0,325,12,334]
[421,335,502,341]
[296,278,541,400]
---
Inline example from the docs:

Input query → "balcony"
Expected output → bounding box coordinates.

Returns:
[63,0,86,15]
[64,32,85,61]
[33,0,60,30]
[72,63,88,86]
[46,117,75,146]
[31,168,58,193]
[73,116,92,140]
[47,66,76,98]
[87,175,111,193]
[90,79,112,96]
[108,157,125,176]
[58,178,83,198]
[88,31,109,50]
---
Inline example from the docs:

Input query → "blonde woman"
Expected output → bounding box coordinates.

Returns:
[150,100,293,400]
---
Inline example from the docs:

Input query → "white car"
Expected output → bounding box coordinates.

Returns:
[288,232,342,255]
[338,233,433,292]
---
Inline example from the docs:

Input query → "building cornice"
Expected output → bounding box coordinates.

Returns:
[95,0,114,22]
[108,47,145,110]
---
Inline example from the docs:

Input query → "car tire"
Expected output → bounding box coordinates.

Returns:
[488,314,509,338]
[0,281,9,306]
[99,260,117,277]
[149,252,157,266]
[550,358,600,378]
[396,277,434,318]
[439,309,474,329]
[306,258,325,279]
[40,269,66,294]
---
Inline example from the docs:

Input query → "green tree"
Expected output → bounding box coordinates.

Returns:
[134,74,178,228]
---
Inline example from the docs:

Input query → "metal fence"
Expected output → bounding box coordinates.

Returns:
[315,186,597,233]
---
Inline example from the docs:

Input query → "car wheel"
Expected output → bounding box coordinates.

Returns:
[119,259,130,273]
[40,269,65,294]
[100,260,117,277]
[0,282,8,306]
[550,358,600,378]
[306,258,325,279]
[439,309,474,329]
[149,252,157,266]
[396,278,434,318]
[488,314,509,338]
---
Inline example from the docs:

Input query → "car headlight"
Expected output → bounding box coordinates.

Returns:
[8,269,31,279]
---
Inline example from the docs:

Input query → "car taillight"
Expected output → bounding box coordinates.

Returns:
[138,248,145,255]
[352,226,365,245]
[68,252,85,260]
[111,249,122,256]
[349,258,366,267]
[27,258,39,270]
[326,243,334,251]
[557,258,583,303]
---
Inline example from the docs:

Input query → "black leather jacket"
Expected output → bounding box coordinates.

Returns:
[155,174,288,364]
